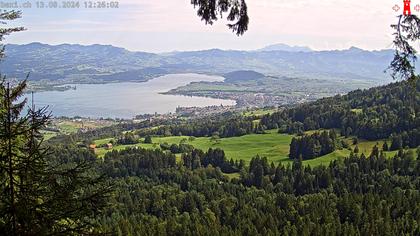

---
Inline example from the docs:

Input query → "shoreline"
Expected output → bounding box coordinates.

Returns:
[25,73,234,119]
[26,72,225,93]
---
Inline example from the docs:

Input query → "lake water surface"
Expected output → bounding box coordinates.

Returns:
[27,74,235,119]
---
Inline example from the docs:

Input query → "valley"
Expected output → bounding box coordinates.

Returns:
[45,78,418,173]
[3,43,418,235]
[1,2,419,235]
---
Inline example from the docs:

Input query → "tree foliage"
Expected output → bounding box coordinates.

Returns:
[289,130,337,160]
[93,145,420,235]
[190,0,249,35]
[0,10,25,59]
[261,79,420,145]
[0,80,112,235]
[0,10,111,235]
[388,14,420,82]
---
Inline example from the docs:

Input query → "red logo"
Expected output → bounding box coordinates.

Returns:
[404,0,411,15]
[394,1,419,15]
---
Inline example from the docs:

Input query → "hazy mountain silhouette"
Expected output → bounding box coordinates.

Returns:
[2,43,410,83]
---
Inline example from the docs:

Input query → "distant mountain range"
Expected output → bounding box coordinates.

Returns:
[257,43,312,52]
[1,42,414,85]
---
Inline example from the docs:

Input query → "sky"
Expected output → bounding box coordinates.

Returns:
[3,0,418,52]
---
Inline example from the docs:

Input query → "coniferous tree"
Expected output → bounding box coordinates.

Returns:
[382,142,389,151]
[352,138,358,145]
[388,14,420,82]
[354,145,359,154]
[390,134,403,151]
[289,131,337,160]
[144,135,152,144]
[289,138,299,159]
[0,11,111,235]
[0,81,112,235]
[0,10,27,235]
[370,145,380,158]
[0,10,25,58]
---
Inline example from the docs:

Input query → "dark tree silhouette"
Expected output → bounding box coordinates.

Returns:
[0,10,112,235]
[0,11,25,235]
[0,60,111,236]
[191,0,249,35]
[0,10,25,59]
[388,14,420,82]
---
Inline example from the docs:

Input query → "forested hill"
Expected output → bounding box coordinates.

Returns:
[223,70,266,82]
[261,79,419,145]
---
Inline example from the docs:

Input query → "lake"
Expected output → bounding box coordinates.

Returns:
[27,74,235,119]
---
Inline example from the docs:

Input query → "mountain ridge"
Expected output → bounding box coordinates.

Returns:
[257,43,312,52]
[2,42,414,86]
[6,42,395,54]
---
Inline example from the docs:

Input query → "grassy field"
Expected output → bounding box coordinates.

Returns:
[94,129,409,167]
[223,172,241,180]
[243,108,279,117]
[43,119,117,140]
[351,108,363,114]
[95,130,293,164]
[41,130,59,140]
[57,120,115,133]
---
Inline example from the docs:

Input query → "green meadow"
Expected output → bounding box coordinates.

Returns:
[242,108,279,117]
[94,129,407,167]
[95,129,293,164]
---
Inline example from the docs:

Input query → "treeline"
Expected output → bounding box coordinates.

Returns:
[101,146,240,176]
[289,130,338,160]
[182,148,243,173]
[160,142,194,154]
[117,132,139,145]
[260,80,420,145]
[86,145,420,235]
[48,113,263,148]
[102,148,177,177]
[389,130,419,150]
[242,148,419,193]
[138,114,262,138]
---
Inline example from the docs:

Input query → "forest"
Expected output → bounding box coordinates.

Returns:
[261,80,420,145]
[289,130,338,160]
[55,144,419,235]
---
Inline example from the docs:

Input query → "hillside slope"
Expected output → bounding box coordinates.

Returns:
[261,79,419,146]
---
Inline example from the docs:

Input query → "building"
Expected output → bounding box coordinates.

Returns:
[89,144,97,154]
